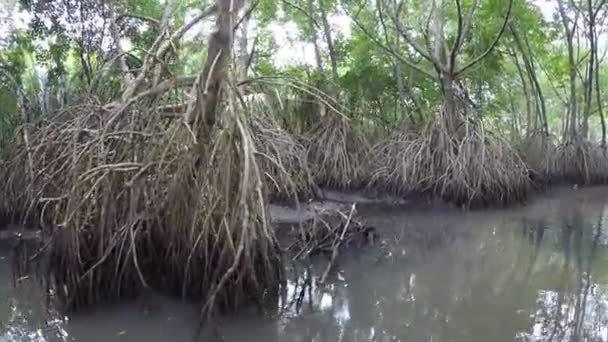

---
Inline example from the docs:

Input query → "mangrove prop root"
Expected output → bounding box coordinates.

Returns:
[0,86,285,316]
[550,138,608,185]
[370,117,531,206]
[248,96,314,201]
[306,116,370,190]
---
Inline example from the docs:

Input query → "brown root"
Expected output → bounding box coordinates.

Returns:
[368,126,422,195]
[247,95,315,202]
[371,118,531,206]
[306,117,370,190]
[518,132,556,183]
[550,138,608,185]
[1,86,284,316]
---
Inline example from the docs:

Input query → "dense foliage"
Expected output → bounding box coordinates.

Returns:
[1,0,607,165]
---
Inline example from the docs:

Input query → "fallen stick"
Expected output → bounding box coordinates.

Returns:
[319,203,356,284]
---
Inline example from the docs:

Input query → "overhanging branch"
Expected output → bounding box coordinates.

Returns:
[348,5,436,80]
[455,0,512,76]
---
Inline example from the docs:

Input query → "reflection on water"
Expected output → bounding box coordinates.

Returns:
[4,187,608,341]
[0,246,65,342]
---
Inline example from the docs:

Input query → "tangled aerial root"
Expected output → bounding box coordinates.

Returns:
[371,118,531,206]
[369,126,421,195]
[3,88,284,315]
[247,96,314,202]
[306,116,370,190]
[518,132,556,184]
[550,138,608,185]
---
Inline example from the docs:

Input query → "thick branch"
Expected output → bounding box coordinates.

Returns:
[449,0,463,72]
[450,0,478,70]
[157,4,218,60]
[121,3,217,101]
[281,0,321,29]
[594,0,608,16]
[423,2,434,52]
[108,4,132,86]
[391,0,445,70]
[152,0,176,87]
[457,0,478,52]
[319,0,339,82]
[349,8,436,79]
[455,0,513,76]
[116,13,161,25]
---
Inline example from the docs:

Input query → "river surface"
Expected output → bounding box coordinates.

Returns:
[3,187,608,341]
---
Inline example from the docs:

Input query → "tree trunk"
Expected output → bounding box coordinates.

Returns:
[405,64,425,125]
[581,3,595,139]
[108,4,132,93]
[594,32,606,147]
[306,0,325,78]
[568,55,578,139]
[557,0,578,139]
[236,10,251,81]
[512,25,549,137]
[186,0,244,128]
[440,72,456,133]
[525,54,548,137]
[318,0,339,83]
[512,53,532,137]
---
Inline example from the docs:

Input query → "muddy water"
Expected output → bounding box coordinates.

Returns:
[3,187,608,341]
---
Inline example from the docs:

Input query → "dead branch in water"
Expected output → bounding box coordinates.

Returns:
[286,204,375,283]
[319,203,356,284]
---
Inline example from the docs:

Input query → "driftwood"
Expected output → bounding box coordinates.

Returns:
[285,204,376,283]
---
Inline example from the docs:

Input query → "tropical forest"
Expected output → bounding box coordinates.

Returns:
[1,0,608,341]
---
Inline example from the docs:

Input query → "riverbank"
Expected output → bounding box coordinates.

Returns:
[0,182,585,241]
[3,185,608,342]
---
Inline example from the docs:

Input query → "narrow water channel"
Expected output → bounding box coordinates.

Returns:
[3,187,608,341]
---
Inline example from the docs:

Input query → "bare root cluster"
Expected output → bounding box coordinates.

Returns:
[248,98,314,201]
[306,117,370,190]
[518,132,556,183]
[2,88,284,315]
[550,138,608,185]
[371,118,531,206]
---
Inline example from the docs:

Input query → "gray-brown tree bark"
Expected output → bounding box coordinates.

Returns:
[186,0,245,128]
[557,0,579,139]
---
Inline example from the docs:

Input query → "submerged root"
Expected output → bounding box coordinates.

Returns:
[371,118,531,206]
[2,89,284,315]
[550,139,608,185]
[306,117,370,190]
